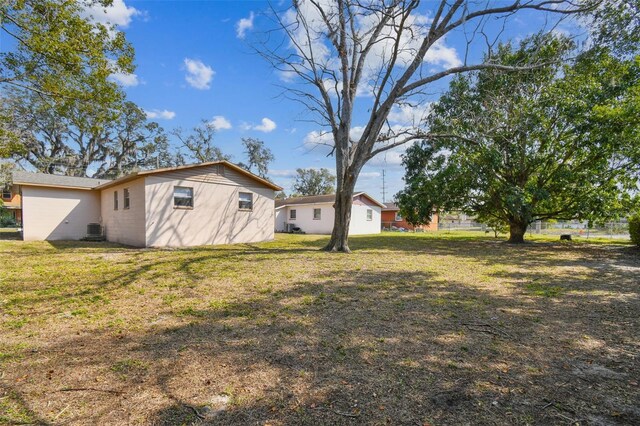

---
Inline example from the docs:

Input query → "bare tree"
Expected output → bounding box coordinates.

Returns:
[261,0,595,252]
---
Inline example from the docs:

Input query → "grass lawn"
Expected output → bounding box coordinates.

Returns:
[1,232,638,425]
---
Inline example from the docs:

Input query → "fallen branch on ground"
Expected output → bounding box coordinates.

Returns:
[55,387,123,395]
[462,322,512,338]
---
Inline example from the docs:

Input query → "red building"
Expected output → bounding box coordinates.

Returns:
[381,202,438,231]
[1,184,22,226]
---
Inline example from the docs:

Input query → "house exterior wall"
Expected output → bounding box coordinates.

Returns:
[381,210,439,231]
[349,203,381,235]
[21,186,101,241]
[2,188,21,208]
[100,178,146,247]
[144,174,275,247]
[279,203,334,234]
[275,207,287,232]
[278,202,381,235]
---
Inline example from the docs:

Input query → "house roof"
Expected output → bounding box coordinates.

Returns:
[382,202,400,211]
[12,171,111,190]
[94,161,282,191]
[275,192,385,209]
[12,161,282,192]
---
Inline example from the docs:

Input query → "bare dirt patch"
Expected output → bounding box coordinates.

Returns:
[1,234,638,425]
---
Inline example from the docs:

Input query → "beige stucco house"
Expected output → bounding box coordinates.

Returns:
[12,161,282,247]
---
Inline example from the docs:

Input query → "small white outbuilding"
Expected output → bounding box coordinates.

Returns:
[275,192,383,235]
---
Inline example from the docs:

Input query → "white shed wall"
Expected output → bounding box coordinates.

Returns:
[275,207,287,232]
[279,202,381,235]
[281,203,334,234]
[349,203,381,235]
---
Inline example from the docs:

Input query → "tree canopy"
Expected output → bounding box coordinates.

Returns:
[3,90,171,178]
[397,34,640,243]
[0,0,134,102]
[237,137,274,179]
[293,168,336,196]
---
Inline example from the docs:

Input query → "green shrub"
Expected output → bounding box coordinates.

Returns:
[0,210,17,227]
[629,214,640,246]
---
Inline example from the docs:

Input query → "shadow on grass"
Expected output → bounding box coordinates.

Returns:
[2,235,639,424]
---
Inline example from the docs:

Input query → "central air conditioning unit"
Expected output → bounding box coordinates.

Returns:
[84,223,106,241]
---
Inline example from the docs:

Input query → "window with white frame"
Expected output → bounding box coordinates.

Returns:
[123,188,130,209]
[395,212,402,221]
[367,209,373,221]
[313,208,321,220]
[290,209,296,219]
[239,192,253,210]
[174,186,193,208]
[113,191,118,210]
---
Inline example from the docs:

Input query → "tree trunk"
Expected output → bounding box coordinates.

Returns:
[507,221,527,243]
[323,186,355,252]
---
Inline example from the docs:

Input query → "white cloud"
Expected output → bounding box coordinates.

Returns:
[183,58,215,90]
[387,103,433,126]
[360,171,381,178]
[236,12,255,39]
[269,169,298,178]
[86,0,140,28]
[244,117,277,133]
[209,115,232,130]
[368,150,404,166]
[109,71,139,87]
[145,109,176,120]
[424,39,462,68]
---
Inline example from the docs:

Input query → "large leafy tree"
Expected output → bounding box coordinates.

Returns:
[92,102,172,178]
[293,168,336,196]
[263,0,594,252]
[237,137,274,179]
[4,90,170,177]
[0,0,133,102]
[172,120,230,164]
[1,0,135,160]
[397,35,640,243]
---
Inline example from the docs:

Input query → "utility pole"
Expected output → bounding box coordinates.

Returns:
[381,170,386,203]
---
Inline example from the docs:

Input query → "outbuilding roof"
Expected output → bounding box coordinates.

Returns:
[275,192,385,209]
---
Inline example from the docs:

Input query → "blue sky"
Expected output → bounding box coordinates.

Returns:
[90,0,576,200]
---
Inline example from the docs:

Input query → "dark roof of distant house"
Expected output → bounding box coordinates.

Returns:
[12,170,110,190]
[276,192,385,208]
[382,202,400,211]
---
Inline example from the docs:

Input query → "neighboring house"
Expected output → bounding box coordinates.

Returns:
[381,202,438,231]
[275,192,384,235]
[1,183,22,225]
[12,161,282,247]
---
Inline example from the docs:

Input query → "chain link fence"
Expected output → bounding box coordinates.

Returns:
[438,220,631,240]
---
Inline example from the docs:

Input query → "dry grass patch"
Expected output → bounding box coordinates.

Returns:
[0,233,638,425]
